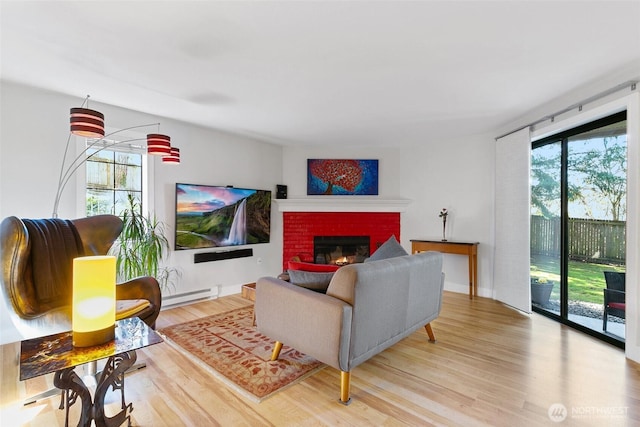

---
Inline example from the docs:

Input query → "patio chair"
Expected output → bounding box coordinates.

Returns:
[603,271,625,332]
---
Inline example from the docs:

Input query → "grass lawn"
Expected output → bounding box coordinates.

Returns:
[530,255,625,304]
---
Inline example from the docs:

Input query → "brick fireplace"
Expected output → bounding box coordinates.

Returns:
[282,211,401,270]
[277,198,410,271]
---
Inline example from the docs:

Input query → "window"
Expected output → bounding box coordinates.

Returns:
[84,140,146,217]
[530,111,627,347]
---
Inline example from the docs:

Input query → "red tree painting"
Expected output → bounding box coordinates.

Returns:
[307,159,378,195]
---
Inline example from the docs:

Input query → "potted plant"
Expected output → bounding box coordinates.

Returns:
[110,194,180,291]
[531,277,553,305]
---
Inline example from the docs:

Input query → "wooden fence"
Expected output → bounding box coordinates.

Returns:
[530,216,626,264]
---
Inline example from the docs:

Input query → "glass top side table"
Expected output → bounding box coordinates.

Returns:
[20,316,163,427]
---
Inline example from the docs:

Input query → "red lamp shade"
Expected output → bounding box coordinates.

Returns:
[162,147,180,164]
[147,134,171,156]
[70,108,105,138]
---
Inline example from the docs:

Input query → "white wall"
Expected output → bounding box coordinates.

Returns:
[0,82,283,344]
[282,133,495,298]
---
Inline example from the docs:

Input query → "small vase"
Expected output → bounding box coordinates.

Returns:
[442,218,447,241]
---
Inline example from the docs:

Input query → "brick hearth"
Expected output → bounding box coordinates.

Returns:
[282,211,400,270]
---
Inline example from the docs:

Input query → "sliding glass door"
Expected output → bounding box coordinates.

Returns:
[530,112,627,346]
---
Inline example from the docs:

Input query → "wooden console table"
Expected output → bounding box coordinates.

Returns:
[242,282,257,325]
[411,240,479,299]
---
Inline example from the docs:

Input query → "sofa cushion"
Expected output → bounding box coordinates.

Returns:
[365,235,407,262]
[288,260,340,272]
[287,269,335,293]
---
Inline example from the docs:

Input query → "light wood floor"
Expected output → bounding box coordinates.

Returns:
[3,291,639,426]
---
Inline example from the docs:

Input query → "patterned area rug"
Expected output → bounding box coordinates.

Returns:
[158,306,324,402]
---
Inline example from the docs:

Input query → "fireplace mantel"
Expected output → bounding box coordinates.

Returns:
[275,197,411,213]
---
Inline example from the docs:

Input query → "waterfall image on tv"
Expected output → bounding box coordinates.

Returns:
[175,183,271,250]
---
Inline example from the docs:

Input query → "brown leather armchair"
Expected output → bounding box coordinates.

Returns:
[1,215,162,341]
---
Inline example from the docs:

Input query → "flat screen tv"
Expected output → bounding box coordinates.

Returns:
[175,183,271,250]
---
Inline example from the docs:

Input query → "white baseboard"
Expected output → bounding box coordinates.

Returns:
[161,287,219,309]
[443,282,491,299]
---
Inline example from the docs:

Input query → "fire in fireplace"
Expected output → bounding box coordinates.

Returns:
[314,236,370,265]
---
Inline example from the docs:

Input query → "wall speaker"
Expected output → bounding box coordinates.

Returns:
[194,248,253,263]
[276,184,287,199]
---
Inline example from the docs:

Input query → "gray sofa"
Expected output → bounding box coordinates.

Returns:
[255,250,445,404]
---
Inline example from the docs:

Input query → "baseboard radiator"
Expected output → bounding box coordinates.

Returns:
[161,287,218,308]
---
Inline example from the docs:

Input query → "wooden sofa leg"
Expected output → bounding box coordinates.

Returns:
[271,341,283,361]
[339,371,352,405]
[425,323,436,342]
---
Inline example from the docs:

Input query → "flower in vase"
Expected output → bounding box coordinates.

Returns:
[439,208,448,219]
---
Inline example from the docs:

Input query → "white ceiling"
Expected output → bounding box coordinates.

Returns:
[1,1,639,147]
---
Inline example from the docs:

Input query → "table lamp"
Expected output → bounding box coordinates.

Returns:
[72,256,116,347]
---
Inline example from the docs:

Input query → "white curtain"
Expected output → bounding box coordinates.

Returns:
[494,128,531,313]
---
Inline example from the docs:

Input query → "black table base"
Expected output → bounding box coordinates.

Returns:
[53,350,136,427]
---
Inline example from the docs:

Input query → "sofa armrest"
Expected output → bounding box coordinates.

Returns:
[255,277,352,371]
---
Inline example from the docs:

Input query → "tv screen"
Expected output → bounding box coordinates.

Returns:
[175,183,271,250]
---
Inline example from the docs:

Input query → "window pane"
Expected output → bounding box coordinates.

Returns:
[530,141,561,315]
[114,191,142,216]
[116,152,142,166]
[566,120,626,338]
[114,164,142,191]
[567,121,627,221]
[86,189,115,215]
[87,148,115,163]
[86,161,114,189]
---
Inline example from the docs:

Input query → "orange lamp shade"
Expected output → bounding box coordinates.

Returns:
[72,256,116,347]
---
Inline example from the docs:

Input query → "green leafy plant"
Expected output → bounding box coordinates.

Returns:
[110,194,180,291]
